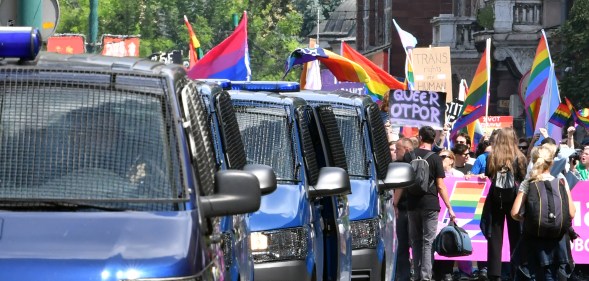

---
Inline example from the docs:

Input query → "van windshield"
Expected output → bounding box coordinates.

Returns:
[333,107,368,178]
[0,73,184,211]
[233,105,297,182]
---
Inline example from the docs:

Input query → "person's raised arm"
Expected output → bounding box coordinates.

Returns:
[568,126,576,149]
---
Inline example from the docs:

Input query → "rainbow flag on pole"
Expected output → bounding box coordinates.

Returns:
[452,38,491,138]
[341,42,405,100]
[184,15,202,69]
[524,31,552,107]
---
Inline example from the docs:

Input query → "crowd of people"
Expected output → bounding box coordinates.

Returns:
[383,105,586,281]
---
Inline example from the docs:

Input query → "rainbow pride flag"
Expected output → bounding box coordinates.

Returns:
[548,102,572,128]
[341,42,405,100]
[524,31,552,107]
[285,47,370,84]
[405,52,415,90]
[184,15,202,69]
[566,97,589,129]
[579,108,589,117]
[452,38,490,138]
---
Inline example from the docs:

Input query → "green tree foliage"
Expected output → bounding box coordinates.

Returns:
[553,0,589,107]
[56,0,307,80]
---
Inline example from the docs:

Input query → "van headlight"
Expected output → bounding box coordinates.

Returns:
[350,218,380,249]
[250,227,308,263]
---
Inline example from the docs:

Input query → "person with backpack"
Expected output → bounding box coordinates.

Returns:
[395,126,456,281]
[481,127,527,281]
[511,145,576,280]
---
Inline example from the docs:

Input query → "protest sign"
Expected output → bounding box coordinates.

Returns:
[388,89,446,129]
[436,177,501,261]
[478,116,513,135]
[411,46,453,103]
[446,98,464,124]
[569,181,589,263]
[436,178,589,263]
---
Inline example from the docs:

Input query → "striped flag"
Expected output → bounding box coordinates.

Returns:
[524,31,552,107]
[566,97,589,130]
[285,47,370,84]
[452,38,491,137]
[533,64,562,144]
[341,42,405,100]
[184,15,202,69]
[405,52,415,90]
[548,102,572,128]
[393,19,417,91]
[393,19,418,51]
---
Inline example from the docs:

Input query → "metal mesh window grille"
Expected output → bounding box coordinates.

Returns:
[182,82,217,197]
[215,92,247,170]
[366,104,392,180]
[315,106,348,171]
[0,68,185,211]
[332,107,368,177]
[233,103,296,182]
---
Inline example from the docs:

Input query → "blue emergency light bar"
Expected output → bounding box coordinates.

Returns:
[199,79,231,90]
[0,27,41,60]
[231,81,300,92]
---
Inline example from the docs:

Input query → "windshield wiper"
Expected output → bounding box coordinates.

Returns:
[0,201,127,211]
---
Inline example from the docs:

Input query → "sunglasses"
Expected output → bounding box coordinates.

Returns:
[440,155,454,160]
[456,141,466,144]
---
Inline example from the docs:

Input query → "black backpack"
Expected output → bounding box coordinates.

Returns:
[407,151,434,196]
[524,178,571,239]
[492,159,520,209]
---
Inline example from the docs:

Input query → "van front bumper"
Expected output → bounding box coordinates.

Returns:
[254,260,313,281]
[351,248,381,280]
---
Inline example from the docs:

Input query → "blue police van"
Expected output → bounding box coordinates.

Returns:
[189,79,277,281]
[285,90,400,280]
[229,81,414,281]
[0,27,263,281]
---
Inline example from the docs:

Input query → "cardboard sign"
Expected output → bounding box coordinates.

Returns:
[388,89,446,129]
[411,47,453,103]
[47,35,85,54]
[101,36,140,57]
[477,116,513,135]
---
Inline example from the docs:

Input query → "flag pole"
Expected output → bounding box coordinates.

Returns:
[484,38,491,127]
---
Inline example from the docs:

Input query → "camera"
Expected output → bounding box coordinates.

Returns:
[569,149,582,162]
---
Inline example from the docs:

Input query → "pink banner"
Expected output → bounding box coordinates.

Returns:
[436,177,511,261]
[435,177,589,263]
[570,181,589,263]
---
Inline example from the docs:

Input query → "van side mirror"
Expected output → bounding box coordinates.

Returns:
[309,167,351,198]
[243,164,277,195]
[200,170,261,217]
[378,162,415,191]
